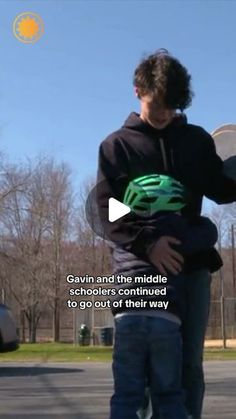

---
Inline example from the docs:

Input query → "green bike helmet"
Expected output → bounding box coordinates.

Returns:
[123,174,186,216]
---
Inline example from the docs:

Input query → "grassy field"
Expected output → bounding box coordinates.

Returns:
[0,344,112,362]
[0,343,236,362]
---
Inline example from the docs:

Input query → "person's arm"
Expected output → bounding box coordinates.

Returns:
[186,131,236,203]
[96,136,183,274]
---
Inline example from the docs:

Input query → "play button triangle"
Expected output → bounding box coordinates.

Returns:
[108,197,131,222]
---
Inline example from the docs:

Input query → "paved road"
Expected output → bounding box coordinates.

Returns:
[0,361,235,418]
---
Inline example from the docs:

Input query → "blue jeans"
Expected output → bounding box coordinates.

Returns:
[147,269,211,419]
[181,269,211,418]
[110,315,187,419]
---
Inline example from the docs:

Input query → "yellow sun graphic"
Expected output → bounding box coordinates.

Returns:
[18,16,39,39]
[13,12,44,43]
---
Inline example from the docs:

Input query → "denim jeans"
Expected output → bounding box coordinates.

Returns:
[145,269,211,419]
[110,315,188,419]
[181,269,211,418]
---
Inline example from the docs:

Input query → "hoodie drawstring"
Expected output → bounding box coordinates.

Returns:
[159,138,169,172]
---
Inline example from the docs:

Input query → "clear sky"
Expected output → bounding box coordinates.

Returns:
[1,0,236,192]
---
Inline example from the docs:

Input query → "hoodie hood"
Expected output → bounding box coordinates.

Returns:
[122,112,187,136]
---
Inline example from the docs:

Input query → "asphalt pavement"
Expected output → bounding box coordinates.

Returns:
[0,361,235,418]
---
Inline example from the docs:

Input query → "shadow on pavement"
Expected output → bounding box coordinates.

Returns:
[0,366,83,377]
[206,377,236,396]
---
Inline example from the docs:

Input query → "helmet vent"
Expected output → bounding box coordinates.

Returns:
[127,192,137,205]
[135,205,148,211]
[141,197,157,204]
[169,197,185,204]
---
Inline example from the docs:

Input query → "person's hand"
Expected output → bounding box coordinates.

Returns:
[147,236,184,275]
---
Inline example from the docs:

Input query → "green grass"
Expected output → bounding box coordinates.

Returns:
[0,343,236,362]
[204,348,236,361]
[0,343,113,362]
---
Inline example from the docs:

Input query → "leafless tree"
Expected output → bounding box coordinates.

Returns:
[0,161,51,342]
[75,177,111,276]
[43,160,73,342]
[0,158,73,342]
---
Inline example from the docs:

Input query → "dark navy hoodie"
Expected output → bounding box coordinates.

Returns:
[96,113,236,316]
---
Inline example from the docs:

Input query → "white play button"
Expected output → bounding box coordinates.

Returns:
[108,197,131,222]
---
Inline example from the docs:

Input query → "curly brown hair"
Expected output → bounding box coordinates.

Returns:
[133,49,194,111]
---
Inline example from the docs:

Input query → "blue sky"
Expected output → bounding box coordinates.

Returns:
[1,0,236,196]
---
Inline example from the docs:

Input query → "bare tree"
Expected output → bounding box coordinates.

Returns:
[75,177,111,276]
[74,178,112,343]
[43,160,73,342]
[0,161,51,342]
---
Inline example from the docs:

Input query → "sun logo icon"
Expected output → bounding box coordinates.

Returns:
[13,12,44,43]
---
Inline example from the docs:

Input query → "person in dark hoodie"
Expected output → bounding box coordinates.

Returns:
[96,49,236,419]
